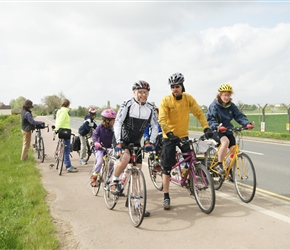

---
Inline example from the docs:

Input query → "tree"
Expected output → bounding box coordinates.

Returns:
[41,93,65,114]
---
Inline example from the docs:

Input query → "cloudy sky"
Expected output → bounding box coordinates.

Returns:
[1,0,290,109]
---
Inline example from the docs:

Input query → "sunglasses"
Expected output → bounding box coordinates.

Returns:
[137,90,149,95]
[171,85,181,89]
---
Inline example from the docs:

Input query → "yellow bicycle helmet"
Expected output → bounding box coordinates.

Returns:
[218,83,233,92]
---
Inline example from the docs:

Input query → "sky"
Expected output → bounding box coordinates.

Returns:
[1,0,290,109]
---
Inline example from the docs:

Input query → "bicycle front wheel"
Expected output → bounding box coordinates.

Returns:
[147,154,163,191]
[233,153,256,203]
[189,163,215,214]
[128,168,147,227]
[38,137,45,163]
[103,157,117,209]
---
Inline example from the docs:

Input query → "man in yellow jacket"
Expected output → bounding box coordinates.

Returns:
[159,72,213,210]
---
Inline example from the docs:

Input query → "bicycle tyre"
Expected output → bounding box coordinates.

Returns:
[233,152,256,203]
[39,137,45,163]
[85,141,94,162]
[55,141,61,169]
[103,157,117,210]
[128,168,147,227]
[205,147,223,190]
[92,161,106,196]
[147,154,163,191]
[57,143,64,176]
[190,163,215,214]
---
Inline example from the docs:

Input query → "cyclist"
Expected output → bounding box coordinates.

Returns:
[90,109,116,187]
[143,107,163,170]
[207,83,254,175]
[78,108,98,165]
[55,99,78,173]
[159,72,213,210]
[111,80,159,217]
[20,99,44,160]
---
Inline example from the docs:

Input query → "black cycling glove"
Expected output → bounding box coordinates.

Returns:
[166,132,181,144]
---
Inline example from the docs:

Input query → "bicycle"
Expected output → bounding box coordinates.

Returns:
[34,123,49,163]
[91,146,114,196]
[168,138,216,214]
[79,133,95,162]
[205,126,256,203]
[103,143,147,227]
[52,126,76,176]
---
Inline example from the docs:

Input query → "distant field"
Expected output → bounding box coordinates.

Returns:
[190,113,290,134]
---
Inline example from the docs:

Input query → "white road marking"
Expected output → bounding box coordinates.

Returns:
[218,192,290,224]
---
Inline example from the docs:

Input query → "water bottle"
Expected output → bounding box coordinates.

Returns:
[178,153,186,169]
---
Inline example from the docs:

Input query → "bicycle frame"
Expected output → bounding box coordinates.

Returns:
[170,141,203,187]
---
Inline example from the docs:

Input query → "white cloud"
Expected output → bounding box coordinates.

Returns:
[1,2,290,109]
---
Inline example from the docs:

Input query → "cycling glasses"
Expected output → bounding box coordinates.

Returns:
[171,85,181,89]
[137,90,149,95]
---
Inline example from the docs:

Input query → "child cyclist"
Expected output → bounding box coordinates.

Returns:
[207,83,254,175]
[90,109,116,187]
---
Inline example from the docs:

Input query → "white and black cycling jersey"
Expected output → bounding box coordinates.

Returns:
[114,98,159,145]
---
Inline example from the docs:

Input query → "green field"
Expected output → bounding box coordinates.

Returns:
[190,113,290,134]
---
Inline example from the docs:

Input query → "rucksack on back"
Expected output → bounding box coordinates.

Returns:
[72,136,81,151]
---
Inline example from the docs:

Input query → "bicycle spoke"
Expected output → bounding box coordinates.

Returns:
[147,155,163,191]
[190,163,215,214]
[233,153,256,203]
[103,157,117,209]
[128,169,147,227]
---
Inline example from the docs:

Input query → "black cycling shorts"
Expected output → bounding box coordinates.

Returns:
[213,132,236,148]
[161,137,190,172]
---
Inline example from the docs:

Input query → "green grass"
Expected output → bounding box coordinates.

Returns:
[189,113,290,140]
[0,115,59,250]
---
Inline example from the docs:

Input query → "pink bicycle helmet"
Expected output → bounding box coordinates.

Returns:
[101,109,117,120]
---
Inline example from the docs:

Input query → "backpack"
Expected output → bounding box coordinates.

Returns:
[71,136,81,151]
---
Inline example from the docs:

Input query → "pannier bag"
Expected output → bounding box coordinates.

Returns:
[72,136,81,151]
[58,128,71,139]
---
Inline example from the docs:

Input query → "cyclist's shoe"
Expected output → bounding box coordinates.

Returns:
[90,174,98,187]
[110,180,120,195]
[163,198,170,210]
[214,164,225,175]
[144,211,150,217]
[80,158,87,165]
[67,166,78,173]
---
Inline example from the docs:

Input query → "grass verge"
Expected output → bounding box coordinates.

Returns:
[0,115,59,249]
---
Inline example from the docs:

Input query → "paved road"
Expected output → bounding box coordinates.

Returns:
[36,117,290,249]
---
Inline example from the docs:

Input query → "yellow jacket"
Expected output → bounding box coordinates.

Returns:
[159,93,209,138]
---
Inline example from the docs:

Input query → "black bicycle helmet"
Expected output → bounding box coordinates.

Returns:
[168,72,184,86]
[132,80,150,91]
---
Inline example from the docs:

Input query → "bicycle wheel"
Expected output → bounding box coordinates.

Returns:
[189,163,215,214]
[38,137,45,163]
[205,147,223,190]
[233,153,256,203]
[147,153,163,191]
[103,157,118,209]
[57,143,64,175]
[128,168,147,227]
[92,161,106,196]
[85,140,94,162]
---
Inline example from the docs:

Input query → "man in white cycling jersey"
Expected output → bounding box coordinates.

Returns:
[111,80,159,217]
